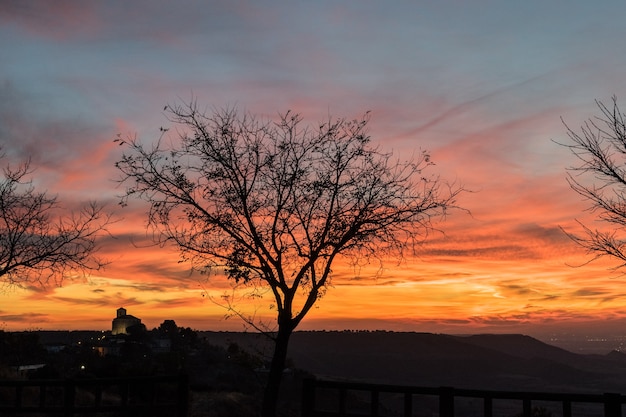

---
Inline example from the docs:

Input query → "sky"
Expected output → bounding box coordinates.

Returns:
[2,0,626,338]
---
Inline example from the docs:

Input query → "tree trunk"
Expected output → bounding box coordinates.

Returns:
[261,324,293,417]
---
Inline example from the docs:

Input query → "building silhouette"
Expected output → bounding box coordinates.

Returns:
[111,307,145,335]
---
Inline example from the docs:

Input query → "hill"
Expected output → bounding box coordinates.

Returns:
[204,331,626,393]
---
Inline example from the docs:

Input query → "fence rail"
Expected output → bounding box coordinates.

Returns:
[302,378,625,417]
[0,373,188,416]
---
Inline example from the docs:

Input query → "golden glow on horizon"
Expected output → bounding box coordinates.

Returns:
[2,235,624,333]
[1,183,621,335]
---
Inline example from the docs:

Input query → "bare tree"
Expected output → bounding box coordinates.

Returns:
[0,157,111,287]
[561,96,626,270]
[115,102,462,416]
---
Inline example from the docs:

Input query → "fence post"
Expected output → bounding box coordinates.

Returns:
[403,392,412,417]
[563,400,572,417]
[604,393,622,417]
[177,373,189,417]
[39,382,46,408]
[301,378,316,417]
[339,387,347,415]
[64,379,75,417]
[484,396,493,417]
[14,384,22,409]
[439,387,454,417]
[370,389,379,417]
[523,398,532,417]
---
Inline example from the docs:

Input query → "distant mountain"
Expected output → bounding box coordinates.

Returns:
[459,334,576,360]
[82,329,626,394]
[282,331,626,393]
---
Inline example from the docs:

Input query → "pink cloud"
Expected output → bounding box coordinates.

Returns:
[0,1,103,41]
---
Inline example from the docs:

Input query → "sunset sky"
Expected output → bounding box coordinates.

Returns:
[2,1,626,338]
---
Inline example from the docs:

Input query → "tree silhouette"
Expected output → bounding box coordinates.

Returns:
[0,157,111,287]
[561,97,626,270]
[115,101,462,416]
[158,319,178,336]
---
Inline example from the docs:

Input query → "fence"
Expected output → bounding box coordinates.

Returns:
[0,374,188,416]
[302,378,626,417]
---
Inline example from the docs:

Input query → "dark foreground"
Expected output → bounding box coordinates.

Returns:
[5,330,626,416]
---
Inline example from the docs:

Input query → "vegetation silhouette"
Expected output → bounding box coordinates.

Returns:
[561,97,626,270]
[0,153,112,288]
[115,101,462,416]
[0,327,266,417]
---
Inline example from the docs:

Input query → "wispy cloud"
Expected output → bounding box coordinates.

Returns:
[0,312,50,323]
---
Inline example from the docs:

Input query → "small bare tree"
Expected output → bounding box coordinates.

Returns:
[0,158,111,287]
[561,96,626,269]
[115,102,462,416]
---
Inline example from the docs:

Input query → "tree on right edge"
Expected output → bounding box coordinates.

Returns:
[116,103,463,416]
[561,97,626,269]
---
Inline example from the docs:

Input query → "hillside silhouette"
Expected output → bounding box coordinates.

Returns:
[207,331,626,394]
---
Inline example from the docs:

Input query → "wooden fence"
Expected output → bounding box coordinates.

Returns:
[0,374,188,416]
[302,378,626,417]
